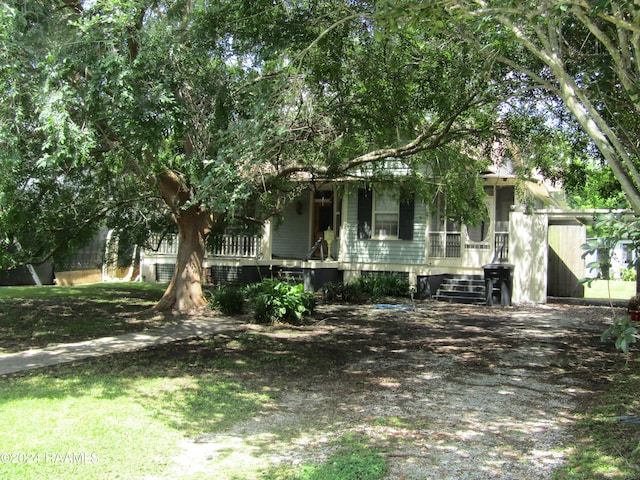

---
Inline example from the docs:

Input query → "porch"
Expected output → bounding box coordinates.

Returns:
[140,233,343,290]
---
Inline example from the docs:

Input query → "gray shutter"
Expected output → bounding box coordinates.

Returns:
[399,196,415,240]
[357,188,372,239]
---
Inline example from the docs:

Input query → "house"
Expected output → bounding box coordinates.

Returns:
[583,239,637,280]
[140,169,585,304]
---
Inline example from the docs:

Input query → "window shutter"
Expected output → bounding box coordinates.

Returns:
[398,196,415,240]
[357,188,372,239]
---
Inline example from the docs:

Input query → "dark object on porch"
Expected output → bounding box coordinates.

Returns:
[484,264,514,307]
[304,237,324,261]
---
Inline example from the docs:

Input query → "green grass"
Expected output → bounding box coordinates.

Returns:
[0,356,274,480]
[0,288,367,480]
[0,282,165,301]
[0,325,357,480]
[554,364,640,479]
[263,434,388,480]
[0,374,180,479]
[583,280,636,300]
[0,284,347,480]
[0,282,167,353]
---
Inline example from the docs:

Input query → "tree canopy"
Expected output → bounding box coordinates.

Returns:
[0,0,595,310]
[376,0,639,212]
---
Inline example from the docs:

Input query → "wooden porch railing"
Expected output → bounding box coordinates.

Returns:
[494,232,509,262]
[147,234,179,255]
[429,232,509,260]
[145,233,261,258]
[209,234,261,258]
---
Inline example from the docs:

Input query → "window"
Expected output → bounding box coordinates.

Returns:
[429,193,461,258]
[358,187,414,240]
[373,190,399,238]
[466,204,490,243]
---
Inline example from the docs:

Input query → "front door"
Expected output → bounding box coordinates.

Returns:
[310,197,333,259]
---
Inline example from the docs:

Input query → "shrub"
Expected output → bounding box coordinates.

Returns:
[207,285,245,315]
[629,294,640,312]
[249,279,315,325]
[322,281,365,303]
[322,273,410,303]
[622,267,637,282]
[359,273,410,299]
[602,316,638,353]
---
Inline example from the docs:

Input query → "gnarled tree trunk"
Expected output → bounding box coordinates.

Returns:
[154,205,210,312]
[153,169,214,312]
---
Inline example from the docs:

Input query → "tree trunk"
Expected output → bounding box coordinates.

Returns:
[153,205,209,312]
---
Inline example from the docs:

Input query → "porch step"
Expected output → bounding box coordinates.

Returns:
[435,275,486,305]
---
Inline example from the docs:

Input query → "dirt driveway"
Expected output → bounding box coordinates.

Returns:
[173,301,623,479]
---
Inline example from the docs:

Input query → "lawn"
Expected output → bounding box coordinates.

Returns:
[0,284,639,479]
[583,279,636,300]
[0,351,276,479]
[0,282,167,353]
[0,282,387,480]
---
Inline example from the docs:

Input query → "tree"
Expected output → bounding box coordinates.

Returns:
[0,0,545,311]
[376,0,640,212]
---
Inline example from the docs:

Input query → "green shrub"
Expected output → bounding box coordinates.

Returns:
[322,273,410,303]
[322,281,365,303]
[359,273,410,299]
[249,279,315,324]
[207,285,245,315]
[601,316,638,353]
[622,267,637,282]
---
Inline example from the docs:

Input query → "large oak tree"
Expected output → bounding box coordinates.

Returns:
[0,0,546,311]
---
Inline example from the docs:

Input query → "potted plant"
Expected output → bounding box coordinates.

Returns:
[628,294,640,321]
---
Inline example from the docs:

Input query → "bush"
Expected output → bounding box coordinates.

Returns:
[602,316,638,353]
[207,285,245,315]
[249,279,315,325]
[358,273,410,299]
[628,294,640,312]
[322,281,366,303]
[622,267,637,282]
[322,273,410,303]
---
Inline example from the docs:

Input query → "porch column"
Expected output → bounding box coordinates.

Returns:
[509,210,548,303]
[261,220,273,260]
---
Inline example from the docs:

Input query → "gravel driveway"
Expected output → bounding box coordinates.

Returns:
[171,301,622,479]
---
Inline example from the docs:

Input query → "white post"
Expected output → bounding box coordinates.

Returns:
[261,221,272,260]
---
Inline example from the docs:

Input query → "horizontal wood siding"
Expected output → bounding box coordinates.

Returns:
[272,197,311,259]
[344,195,426,264]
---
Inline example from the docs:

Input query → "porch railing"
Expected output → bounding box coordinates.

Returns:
[429,232,509,260]
[429,233,462,258]
[494,232,509,262]
[145,233,261,258]
[147,234,179,255]
[210,234,261,258]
